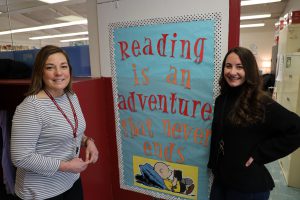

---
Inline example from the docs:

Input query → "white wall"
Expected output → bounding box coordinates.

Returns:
[240,29,275,74]
[96,0,230,77]
[87,0,101,77]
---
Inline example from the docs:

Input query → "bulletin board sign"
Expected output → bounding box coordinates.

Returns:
[110,13,222,200]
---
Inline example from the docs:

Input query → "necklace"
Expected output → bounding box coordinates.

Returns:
[44,89,79,154]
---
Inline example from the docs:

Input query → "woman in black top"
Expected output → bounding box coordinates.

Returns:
[208,47,300,200]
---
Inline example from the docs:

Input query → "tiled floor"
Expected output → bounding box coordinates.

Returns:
[266,161,300,200]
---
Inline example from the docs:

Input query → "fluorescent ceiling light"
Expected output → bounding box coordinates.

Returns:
[60,37,89,42]
[241,14,271,20]
[240,23,265,28]
[38,0,70,4]
[241,0,281,6]
[56,15,86,22]
[29,31,88,40]
[0,20,87,36]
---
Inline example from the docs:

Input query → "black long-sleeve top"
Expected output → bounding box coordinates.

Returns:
[208,88,300,192]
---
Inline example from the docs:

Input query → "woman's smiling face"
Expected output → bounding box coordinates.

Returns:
[224,52,246,87]
[42,52,70,97]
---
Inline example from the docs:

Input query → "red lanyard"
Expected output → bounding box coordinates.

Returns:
[44,89,78,139]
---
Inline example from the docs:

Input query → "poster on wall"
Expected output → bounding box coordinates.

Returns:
[110,13,222,200]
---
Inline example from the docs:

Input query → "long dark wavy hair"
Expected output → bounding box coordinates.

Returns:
[219,47,269,126]
[27,45,73,96]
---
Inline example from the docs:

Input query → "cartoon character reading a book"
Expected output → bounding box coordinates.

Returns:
[154,162,194,195]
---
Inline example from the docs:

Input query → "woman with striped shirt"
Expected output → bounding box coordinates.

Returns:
[11,45,99,200]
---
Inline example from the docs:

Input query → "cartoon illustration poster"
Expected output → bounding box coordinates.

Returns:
[110,15,220,200]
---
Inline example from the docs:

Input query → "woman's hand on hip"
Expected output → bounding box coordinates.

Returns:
[245,157,254,167]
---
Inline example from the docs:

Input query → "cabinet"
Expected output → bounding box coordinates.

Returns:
[275,27,300,188]
[277,24,300,54]
[278,53,300,114]
[277,54,300,188]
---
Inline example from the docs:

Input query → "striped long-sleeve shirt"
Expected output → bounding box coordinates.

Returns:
[11,93,86,200]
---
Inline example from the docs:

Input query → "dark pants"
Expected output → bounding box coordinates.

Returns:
[16,178,83,200]
[210,180,270,200]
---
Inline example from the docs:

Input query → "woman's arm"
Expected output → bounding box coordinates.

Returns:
[11,99,60,177]
[251,101,300,164]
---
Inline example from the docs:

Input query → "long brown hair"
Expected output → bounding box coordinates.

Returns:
[27,45,73,96]
[219,47,269,126]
